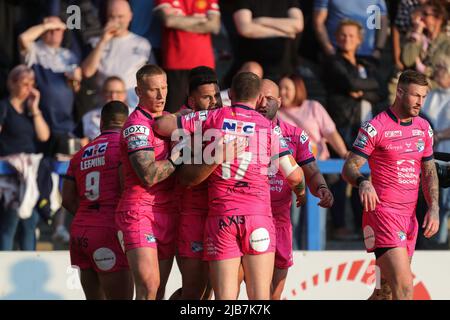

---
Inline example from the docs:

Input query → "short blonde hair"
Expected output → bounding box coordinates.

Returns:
[7,64,34,91]
[335,19,364,40]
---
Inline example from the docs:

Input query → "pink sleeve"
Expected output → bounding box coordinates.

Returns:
[271,124,291,159]
[122,121,154,154]
[314,101,336,136]
[295,128,315,165]
[177,110,211,134]
[351,121,379,158]
[423,123,434,161]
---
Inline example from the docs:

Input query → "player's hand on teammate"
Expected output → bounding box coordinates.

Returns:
[215,135,246,163]
[422,207,440,238]
[317,186,334,208]
[359,180,380,211]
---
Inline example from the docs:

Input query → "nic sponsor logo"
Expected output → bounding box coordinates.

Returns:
[222,119,256,136]
[82,142,108,159]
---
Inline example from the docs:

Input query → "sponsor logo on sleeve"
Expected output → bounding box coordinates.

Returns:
[300,131,309,144]
[428,126,434,138]
[354,132,369,149]
[127,135,149,150]
[384,130,402,138]
[184,112,196,121]
[361,121,377,137]
[123,125,149,138]
[417,139,425,152]
[279,136,289,149]
[198,110,209,121]
[273,125,282,136]
[412,129,425,137]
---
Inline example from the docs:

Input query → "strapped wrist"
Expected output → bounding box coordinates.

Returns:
[356,176,369,187]
[316,184,328,193]
[168,157,179,168]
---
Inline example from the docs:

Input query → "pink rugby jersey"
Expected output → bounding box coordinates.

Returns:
[270,118,315,219]
[178,104,291,217]
[116,106,176,212]
[176,105,209,216]
[352,108,434,216]
[66,130,122,228]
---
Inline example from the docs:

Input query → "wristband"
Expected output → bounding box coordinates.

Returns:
[316,184,328,193]
[356,176,369,187]
[168,157,179,168]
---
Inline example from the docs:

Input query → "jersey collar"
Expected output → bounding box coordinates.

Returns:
[136,106,153,120]
[387,108,413,126]
[100,130,120,136]
[232,104,253,111]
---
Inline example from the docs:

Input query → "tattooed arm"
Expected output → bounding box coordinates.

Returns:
[302,161,334,208]
[129,150,177,187]
[421,159,440,238]
[153,114,178,137]
[342,152,379,211]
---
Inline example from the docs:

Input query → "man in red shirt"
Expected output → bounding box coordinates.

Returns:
[154,0,221,113]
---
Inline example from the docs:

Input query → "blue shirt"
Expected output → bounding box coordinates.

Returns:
[130,0,161,50]
[0,99,38,156]
[314,0,387,56]
[25,40,78,134]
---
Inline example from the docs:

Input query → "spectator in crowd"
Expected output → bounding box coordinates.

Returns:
[81,0,151,109]
[19,15,83,246]
[422,54,450,247]
[19,15,81,155]
[401,0,450,87]
[154,0,221,113]
[231,0,303,84]
[325,20,381,147]
[313,0,389,62]
[278,74,348,161]
[324,19,381,240]
[75,76,127,142]
[392,0,429,72]
[277,74,350,241]
[129,0,162,65]
[0,65,50,251]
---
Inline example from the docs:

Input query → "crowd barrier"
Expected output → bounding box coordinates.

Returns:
[0,159,369,250]
[0,250,447,300]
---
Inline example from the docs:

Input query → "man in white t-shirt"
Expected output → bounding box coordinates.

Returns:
[81,0,151,108]
[77,76,128,141]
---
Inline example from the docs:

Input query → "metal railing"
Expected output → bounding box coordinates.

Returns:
[0,159,370,250]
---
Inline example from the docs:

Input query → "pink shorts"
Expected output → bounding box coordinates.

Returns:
[115,209,179,260]
[115,209,157,252]
[154,211,179,260]
[177,214,207,259]
[363,210,418,257]
[70,224,129,273]
[204,215,276,261]
[274,220,293,269]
